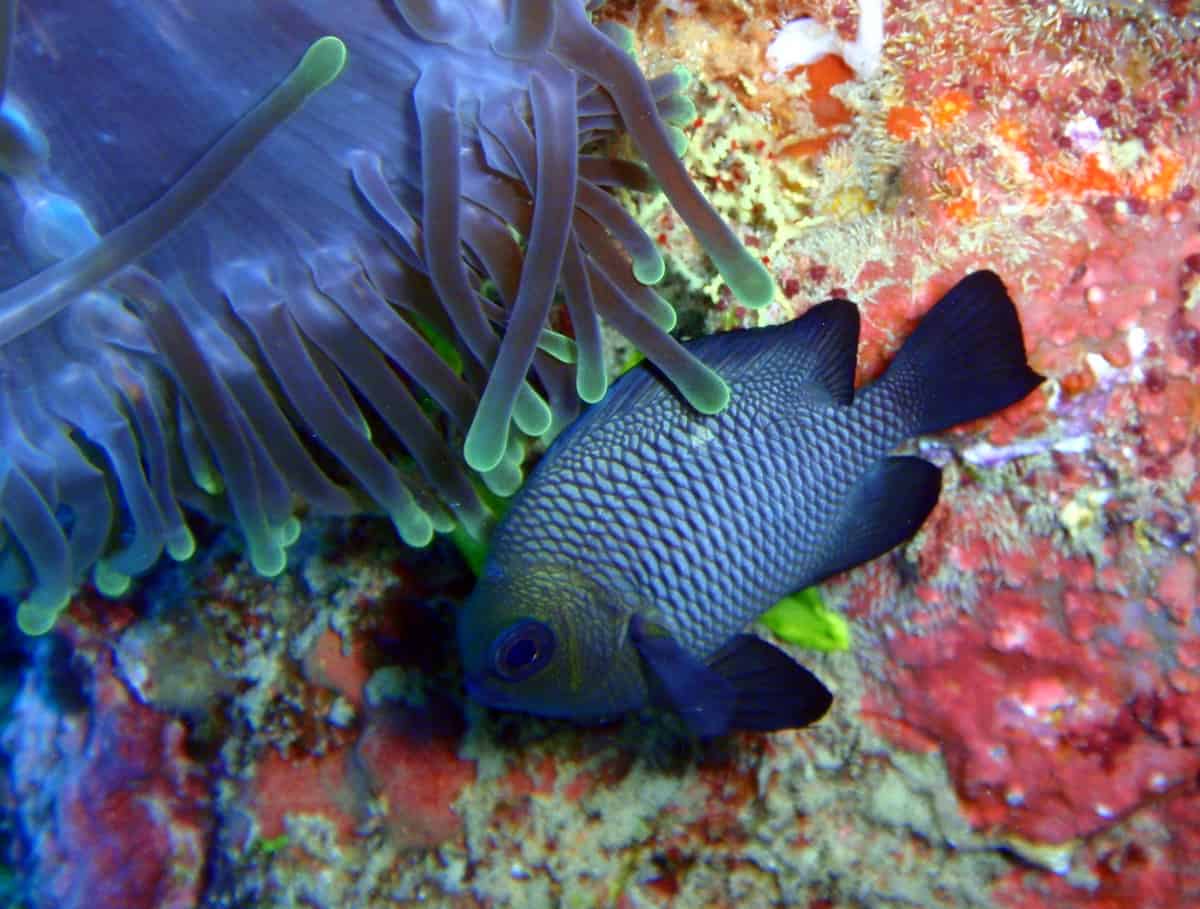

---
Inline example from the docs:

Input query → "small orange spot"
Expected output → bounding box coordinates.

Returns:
[886,105,927,141]
[778,135,837,158]
[1060,369,1095,397]
[944,195,978,222]
[994,116,1032,154]
[930,89,973,128]
[1046,152,1122,196]
[944,165,972,192]
[1133,147,1183,201]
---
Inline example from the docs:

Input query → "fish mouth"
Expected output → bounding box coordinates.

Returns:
[464,672,509,708]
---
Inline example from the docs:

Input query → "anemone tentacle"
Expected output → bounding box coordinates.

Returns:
[466,68,579,472]
[0,0,772,631]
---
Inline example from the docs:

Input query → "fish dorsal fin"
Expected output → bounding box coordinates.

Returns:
[684,298,860,406]
[531,298,860,468]
[808,455,943,584]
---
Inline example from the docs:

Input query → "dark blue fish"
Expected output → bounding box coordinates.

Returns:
[458,271,1044,735]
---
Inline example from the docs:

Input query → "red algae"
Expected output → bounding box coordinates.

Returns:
[252,748,359,842]
[3,598,211,909]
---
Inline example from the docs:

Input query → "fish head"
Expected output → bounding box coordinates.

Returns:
[458,560,647,722]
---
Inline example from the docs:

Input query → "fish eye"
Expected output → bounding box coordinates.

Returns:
[491,619,555,682]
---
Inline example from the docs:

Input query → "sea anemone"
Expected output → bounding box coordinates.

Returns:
[0,0,774,634]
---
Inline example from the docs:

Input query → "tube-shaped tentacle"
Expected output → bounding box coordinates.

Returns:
[461,202,524,308]
[214,270,361,517]
[530,346,581,441]
[494,0,555,60]
[574,215,677,332]
[413,62,499,373]
[226,268,434,548]
[552,4,774,308]
[575,179,665,284]
[23,411,112,592]
[113,271,291,577]
[586,256,730,415]
[466,69,578,472]
[393,0,468,44]
[183,303,298,534]
[560,233,608,404]
[108,361,195,562]
[314,243,479,431]
[577,156,656,193]
[655,92,698,126]
[39,359,167,581]
[0,36,347,346]
[349,150,425,271]
[298,283,485,534]
[0,454,70,634]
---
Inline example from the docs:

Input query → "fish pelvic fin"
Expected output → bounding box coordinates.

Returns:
[705,634,833,732]
[631,617,833,737]
[881,270,1044,436]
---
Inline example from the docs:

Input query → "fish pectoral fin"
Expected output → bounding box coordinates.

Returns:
[811,455,942,583]
[630,616,737,738]
[706,634,833,731]
[631,619,833,736]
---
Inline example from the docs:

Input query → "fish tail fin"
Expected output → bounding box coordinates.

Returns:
[881,270,1044,436]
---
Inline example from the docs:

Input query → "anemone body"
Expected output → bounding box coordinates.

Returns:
[0,0,772,633]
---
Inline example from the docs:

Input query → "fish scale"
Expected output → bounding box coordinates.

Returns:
[494,357,904,657]
[462,271,1044,733]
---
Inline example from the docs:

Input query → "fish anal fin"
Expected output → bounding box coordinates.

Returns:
[811,455,942,582]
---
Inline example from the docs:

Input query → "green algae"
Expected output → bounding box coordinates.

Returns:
[759,587,852,652]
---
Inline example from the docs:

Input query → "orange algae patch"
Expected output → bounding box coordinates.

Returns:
[803,54,855,127]
[887,105,928,141]
[1046,154,1126,197]
[993,117,1033,156]
[1132,148,1183,201]
[777,54,856,160]
[778,134,839,159]
[929,89,973,128]
[943,196,979,222]
[1038,147,1182,203]
[939,164,980,222]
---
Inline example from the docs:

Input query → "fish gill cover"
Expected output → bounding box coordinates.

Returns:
[0,0,774,634]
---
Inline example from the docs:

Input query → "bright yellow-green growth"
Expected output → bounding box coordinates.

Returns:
[759,587,851,652]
